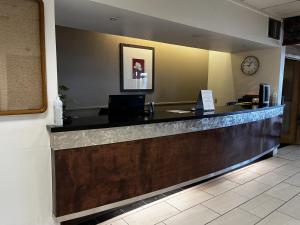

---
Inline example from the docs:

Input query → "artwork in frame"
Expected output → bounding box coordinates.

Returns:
[120,44,155,92]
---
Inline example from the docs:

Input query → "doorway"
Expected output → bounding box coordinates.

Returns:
[281,58,300,144]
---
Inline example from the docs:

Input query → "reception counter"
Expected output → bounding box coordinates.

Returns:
[49,105,284,222]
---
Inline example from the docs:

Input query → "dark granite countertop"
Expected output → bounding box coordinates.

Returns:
[48,104,284,133]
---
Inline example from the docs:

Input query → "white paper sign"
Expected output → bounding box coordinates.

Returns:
[201,90,215,111]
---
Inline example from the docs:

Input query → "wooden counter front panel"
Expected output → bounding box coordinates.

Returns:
[53,117,282,217]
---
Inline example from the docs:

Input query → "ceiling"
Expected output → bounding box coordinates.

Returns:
[55,0,273,53]
[231,0,300,18]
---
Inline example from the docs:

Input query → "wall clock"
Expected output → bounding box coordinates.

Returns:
[241,56,260,75]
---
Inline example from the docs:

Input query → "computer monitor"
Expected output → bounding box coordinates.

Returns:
[108,95,145,116]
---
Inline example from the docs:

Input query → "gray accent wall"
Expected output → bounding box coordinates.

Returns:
[56,26,209,109]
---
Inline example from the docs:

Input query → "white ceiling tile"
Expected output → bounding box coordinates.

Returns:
[264,1,300,18]
[280,10,300,17]
[244,0,295,10]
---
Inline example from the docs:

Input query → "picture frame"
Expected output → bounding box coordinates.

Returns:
[120,44,155,92]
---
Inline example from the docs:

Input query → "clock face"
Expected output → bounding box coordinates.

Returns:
[241,56,260,75]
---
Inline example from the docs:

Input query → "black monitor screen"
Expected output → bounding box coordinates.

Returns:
[108,95,145,116]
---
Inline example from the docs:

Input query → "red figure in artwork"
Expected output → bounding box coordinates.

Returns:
[132,58,145,79]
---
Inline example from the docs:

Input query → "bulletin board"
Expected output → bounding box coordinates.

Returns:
[0,0,47,115]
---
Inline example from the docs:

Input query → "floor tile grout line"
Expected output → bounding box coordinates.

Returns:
[223,168,262,184]
[276,154,300,162]
[150,201,187,224]
[157,198,223,224]
[121,218,130,225]
[283,181,300,189]
[157,203,188,224]
[121,200,180,225]
[261,165,300,186]
[161,202,222,225]
[266,184,300,202]
[274,194,300,222]
[251,160,292,176]
[202,206,250,225]
[268,160,300,176]
[164,201,182,212]
[223,175,260,186]
[165,188,225,214]
[200,176,241,186]
[202,193,268,225]
[110,206,148,223]
[239,198,286,225]
[158,222,166,225]
[278,210,300,223]
[253,194,300,225]
[238,207,264,219]
[202,206,263,225]
[200,184,239,198]
[156,180,237,215]
[200,203,222,216]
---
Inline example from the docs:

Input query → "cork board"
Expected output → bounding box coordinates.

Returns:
[0,0,47,115]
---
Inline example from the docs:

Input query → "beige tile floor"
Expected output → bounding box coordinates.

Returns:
[98,145,300,225]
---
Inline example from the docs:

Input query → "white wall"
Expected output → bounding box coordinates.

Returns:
[231,48,285,104]
[91,0,280,47]
[0,0,58,225]
[208,51,236,106]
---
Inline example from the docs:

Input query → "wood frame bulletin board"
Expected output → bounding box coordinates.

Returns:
[0,0,47,116]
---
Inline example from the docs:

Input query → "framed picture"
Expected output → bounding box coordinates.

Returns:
[120,44,155,92]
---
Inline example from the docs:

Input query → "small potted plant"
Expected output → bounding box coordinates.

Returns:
[58,85,72,124]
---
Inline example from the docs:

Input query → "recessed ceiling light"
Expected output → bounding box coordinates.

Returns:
[110,17,120,21]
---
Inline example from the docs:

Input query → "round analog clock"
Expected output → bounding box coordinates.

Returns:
[241,56,260,75]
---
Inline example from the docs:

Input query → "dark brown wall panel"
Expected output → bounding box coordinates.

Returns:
[53,117,282,217]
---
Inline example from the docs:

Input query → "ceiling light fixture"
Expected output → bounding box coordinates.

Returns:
[110,17,120,21]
